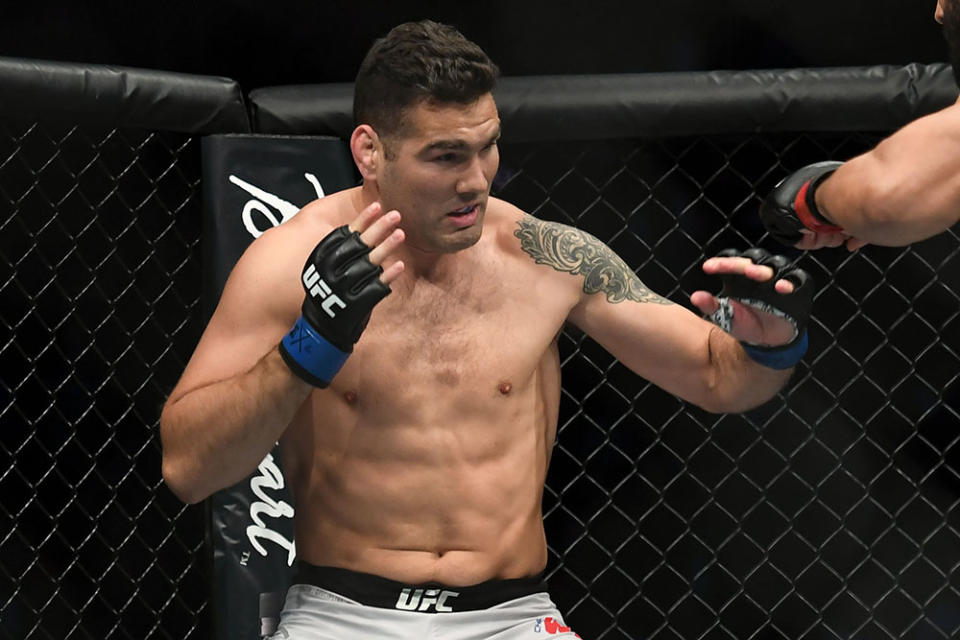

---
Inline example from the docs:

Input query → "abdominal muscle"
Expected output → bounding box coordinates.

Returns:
[279,351,559,586]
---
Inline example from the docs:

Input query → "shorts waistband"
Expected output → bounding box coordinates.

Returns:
[291,562,548,613]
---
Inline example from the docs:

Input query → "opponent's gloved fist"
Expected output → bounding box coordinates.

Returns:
[279,225,391,387]
[760,161,845,246]
[707,248,815,369]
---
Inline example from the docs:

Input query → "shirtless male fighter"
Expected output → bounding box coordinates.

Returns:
[161,20,814,639]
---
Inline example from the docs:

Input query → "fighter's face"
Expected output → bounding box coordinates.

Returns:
[937,0,960,86]
[375,94,501,255]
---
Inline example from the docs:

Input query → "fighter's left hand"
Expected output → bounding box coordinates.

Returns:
[690,248,814,347]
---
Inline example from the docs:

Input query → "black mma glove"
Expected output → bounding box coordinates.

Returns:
[279,225,391,387]
[760,161,845,246]
[708,248,814,369]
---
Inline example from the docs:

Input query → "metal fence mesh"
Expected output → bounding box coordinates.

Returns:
[0,122,207,639]
[1,124,958,639]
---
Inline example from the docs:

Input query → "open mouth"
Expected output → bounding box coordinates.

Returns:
[445,203,480,228]
[448,203,477,216]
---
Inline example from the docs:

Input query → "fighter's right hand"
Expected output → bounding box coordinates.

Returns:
[759,161,845,247]
[279,202,404,387]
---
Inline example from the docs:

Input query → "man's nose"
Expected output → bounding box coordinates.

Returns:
[936,2,945,24]
[456,157,489,194]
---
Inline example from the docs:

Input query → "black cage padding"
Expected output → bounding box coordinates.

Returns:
[0,57,251,134]
[248,64,958,140]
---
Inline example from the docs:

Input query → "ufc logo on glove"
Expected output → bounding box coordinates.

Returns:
[302,265,346,318]
[279,225,391,388]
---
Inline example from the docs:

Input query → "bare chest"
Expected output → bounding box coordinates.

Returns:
[368,278,544,386]
[331,262,567,398]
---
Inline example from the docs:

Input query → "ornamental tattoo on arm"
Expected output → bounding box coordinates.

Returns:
[515,215,672,305]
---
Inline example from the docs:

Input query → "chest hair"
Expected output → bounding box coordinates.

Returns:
[373,263,507,384]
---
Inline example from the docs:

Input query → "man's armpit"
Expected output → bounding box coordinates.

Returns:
[514,215,672,305]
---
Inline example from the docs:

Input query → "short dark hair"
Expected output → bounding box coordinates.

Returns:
[353,20,500,141]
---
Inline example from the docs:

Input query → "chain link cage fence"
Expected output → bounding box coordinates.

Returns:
[0,121,207,639]
[1,65,959,639]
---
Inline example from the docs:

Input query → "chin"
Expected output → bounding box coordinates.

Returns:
[444,227,484,253]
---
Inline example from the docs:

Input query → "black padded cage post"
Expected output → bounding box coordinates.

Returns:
[1,57,959,639]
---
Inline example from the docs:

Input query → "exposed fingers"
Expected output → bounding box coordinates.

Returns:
[380,260,405,285]
[744,263,776,282]
[348,201,384,234]
[359,209,402,249]
[690,291,718,315]
[703,257,775,282]
[368,228,405,265]
[702,256,753,274]
[348,204,405,284]
[774,278,795,294]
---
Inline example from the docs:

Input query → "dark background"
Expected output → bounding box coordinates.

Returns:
[0,0,949,89]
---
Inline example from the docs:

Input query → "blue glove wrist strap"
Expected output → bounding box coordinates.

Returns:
[741,331,808,370]
[279,316,351,387]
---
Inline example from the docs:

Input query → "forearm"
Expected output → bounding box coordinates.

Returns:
[701,327,793,413]
[160,347,312,503]
[815,117,960,246]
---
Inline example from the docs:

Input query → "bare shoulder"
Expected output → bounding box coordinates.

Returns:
[170,189,362,393]
[216,188,361,324]
[485,197,528,251]
[487,198,672,305]
[237,189,356,273]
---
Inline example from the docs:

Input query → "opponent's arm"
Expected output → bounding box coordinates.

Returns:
[160,203,403,504]
[761,102,960,249]
[516,217,810,412]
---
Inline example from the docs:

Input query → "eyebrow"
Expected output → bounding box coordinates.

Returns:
[422,128,502,153]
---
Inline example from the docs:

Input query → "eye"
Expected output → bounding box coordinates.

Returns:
[433,153,459,163]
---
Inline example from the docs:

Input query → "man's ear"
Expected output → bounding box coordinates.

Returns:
[351,125,381,181]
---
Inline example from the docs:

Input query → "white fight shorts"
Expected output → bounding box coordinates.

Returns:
[268,562,582,639]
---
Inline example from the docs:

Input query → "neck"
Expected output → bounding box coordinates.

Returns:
[399,244,466,282]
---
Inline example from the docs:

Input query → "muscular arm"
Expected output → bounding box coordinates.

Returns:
[160,227,311,504]
[161,199,404,504]
[515,216,790,413]
[161,351,311,504]
[815,101,960,246]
